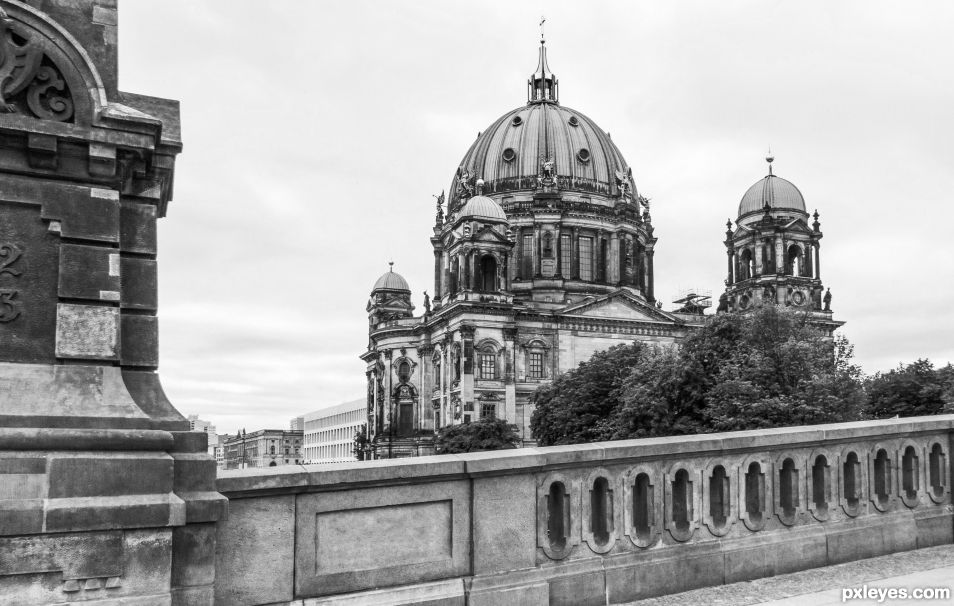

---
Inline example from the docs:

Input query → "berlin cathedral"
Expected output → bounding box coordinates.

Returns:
[361,38,842,458]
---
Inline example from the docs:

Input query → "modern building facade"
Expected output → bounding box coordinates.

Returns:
[302,398,367,464]
[361,38,708,459]
[220,429,303,469]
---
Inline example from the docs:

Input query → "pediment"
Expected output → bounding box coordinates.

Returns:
[474,225,511,244]
[561,290,677,323]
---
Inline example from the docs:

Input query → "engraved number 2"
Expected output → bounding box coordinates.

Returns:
[0,289,20,323]
[0,244,22,277]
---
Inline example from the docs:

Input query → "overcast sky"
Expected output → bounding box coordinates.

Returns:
[117,1,954,435]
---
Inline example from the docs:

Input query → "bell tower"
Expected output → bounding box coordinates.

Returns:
[719,155,842,333]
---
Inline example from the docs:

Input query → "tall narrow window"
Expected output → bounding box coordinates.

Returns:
[528,351,544,379]
[398,361,411,383]
[560,234,572,277]
[522,234,533,278]
[478,353,496,380]
[578,237,593,281]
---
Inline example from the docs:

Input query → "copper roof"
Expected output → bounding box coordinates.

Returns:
[372,268,410,292]
[738,174,806,217]
[458,195,508,223]
[449,102,634,207]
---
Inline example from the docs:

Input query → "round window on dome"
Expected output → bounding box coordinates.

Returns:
[576,148,591,163]
[511,116,523,127]
[568,116,579,127]
[502,148,516,163]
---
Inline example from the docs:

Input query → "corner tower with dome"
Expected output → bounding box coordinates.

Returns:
[360,37,700,458]
[718,155,843,334]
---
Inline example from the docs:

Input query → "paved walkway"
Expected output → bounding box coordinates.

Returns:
[623,544,954,605]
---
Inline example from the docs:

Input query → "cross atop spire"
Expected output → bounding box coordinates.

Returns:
[766,148,775,176]
[528,20,559,104]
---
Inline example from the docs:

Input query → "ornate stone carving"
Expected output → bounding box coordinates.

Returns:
[0,9,74,122]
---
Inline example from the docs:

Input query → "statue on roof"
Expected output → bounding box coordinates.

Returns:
[823,288,832,311]
[455,167,474,199]
[433,191,445,225]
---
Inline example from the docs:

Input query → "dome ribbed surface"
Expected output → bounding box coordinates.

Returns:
[738,174,806,217]
[372,270,410,292]
[459,195,508,222]
[450,103,635,206]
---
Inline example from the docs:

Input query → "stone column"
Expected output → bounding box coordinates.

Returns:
[433,249,443,299]
[534,225,542,277]
[814,243,821,279]
[775,234,785,275]
[726,248,735,285]
[502,327,517,425]
[647,248,656,302]
[555,226,563,278]
[610,232,620,284]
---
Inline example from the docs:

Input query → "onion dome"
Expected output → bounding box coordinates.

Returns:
[738,155,806,218]
[372,263,410,292]
[448,39,636,209]
[458,194,508,223]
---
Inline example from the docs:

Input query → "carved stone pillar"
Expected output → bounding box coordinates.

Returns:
[814,243,821,280]
[609,232,620,284]
[571,227,580,279]
[726,248,734,285]
[433,249,443,300]
[0,4,226,604]
[647,248,655,302]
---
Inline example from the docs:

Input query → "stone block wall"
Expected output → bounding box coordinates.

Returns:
[215,415,954,606]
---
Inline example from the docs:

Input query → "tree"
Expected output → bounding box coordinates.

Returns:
[352,425,370,461]
[435,417,521,454]
[865,360,954,418]
[531,305,866,446]
[530,342,647,446]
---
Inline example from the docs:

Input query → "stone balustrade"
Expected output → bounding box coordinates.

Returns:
[214,415,954,606]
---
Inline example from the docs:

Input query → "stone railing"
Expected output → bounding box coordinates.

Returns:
[214,415,954,606]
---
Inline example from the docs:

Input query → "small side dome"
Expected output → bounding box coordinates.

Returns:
[738,174,806,217]
[372,264,410,292]
[458,195,508,223]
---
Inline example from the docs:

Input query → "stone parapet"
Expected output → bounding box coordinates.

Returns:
[215,415,954,605]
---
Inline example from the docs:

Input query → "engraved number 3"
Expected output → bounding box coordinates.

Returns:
[0,289,20,323]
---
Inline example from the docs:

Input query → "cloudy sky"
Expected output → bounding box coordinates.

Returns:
[118,1,954,435]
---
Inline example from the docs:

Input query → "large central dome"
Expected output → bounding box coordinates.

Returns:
[448,41,637,209]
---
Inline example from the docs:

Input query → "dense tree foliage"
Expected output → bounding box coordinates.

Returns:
[435,417,521,454]
[530,305,867,446]
[865,359,954,418]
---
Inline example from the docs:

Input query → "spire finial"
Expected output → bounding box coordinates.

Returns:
[528,18,558,104]
[766,148,774,176]
[388,261,394,272]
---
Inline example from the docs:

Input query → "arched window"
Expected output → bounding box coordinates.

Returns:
[432,352,442,391]
[479,254,497,293]
[398,360,411,383]
[787,244,803,276]
[450,257,460,295]
[739,248,754,280]
[269,445,275,455]
[478,348,497,380]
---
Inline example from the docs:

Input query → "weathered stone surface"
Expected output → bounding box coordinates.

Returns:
[472,474,537,575]
[55,303,119,359]
[214,495,294,606]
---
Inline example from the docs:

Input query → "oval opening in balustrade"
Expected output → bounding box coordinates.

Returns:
[672,469,692,533]
[709,465,729,529]
[843,451,861,510]
[547,481,569,551]
[591,476,612,546]
[633,473,653,543]
[779,458,799,520]
[745,461,764,524]
[902,446,920,502]
[929,443,945,499]
[874,448,892,507]
[812,455,830,515]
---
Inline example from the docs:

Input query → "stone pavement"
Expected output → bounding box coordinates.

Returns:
[624,544,954,605]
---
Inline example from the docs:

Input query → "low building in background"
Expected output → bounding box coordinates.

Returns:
[289,416,304,432]
[302,399,367,464]
[220,429,303,469]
